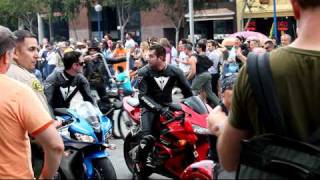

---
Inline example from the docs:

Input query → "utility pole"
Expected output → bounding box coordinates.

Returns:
[37,13,44,43]
[273,0,278,42]
[188,0,194,46]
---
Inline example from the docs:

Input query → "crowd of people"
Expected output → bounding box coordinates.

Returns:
[0,0,319,179]
[33,30,292,105]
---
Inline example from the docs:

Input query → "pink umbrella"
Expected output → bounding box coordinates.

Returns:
[228,31,269,44]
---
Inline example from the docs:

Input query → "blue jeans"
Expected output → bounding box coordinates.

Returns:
[47,64,56,77]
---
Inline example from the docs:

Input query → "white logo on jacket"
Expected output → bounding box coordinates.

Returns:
[60,86,76,100]
[154,77,170,91]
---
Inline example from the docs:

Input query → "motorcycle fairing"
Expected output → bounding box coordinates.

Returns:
[83,151,109,178]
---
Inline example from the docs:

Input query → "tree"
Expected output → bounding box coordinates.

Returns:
[102,0,157,42]
[42,0,89,41]
[160,0,204,47]
[161,0,186,47]
[241,0,267,31]
[61,0,87,41]
[0,0,45,33]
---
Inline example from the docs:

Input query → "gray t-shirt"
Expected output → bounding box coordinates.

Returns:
[207,50,223,74]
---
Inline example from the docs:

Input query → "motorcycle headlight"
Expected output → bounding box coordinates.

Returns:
[192,124,211,135]
[74,133,95,143]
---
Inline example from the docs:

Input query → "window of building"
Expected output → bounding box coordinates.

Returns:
[214,20,233,34]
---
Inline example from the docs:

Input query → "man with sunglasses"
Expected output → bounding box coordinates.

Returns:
[44,51,94,110]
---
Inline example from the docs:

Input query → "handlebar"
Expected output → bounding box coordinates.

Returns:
[162,111,185,125]
[93,53,114,80]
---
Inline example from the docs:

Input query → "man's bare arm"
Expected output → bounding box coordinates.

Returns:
[35,125,64,179]
[217,122,250,172]
[186,56,196,80]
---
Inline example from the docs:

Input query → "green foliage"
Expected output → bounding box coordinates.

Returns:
[0,0,46,31]
[0,0,44,16]
[60,0,86,21]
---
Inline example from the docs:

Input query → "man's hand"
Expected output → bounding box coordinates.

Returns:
[160,107,174,120]
[83,55,93,62]
[52,120,62,129]
[207,106,228,137]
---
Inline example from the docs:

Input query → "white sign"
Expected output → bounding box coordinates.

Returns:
[214,34,231,40]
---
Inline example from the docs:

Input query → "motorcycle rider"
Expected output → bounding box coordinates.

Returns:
[44,51,94,110]
[134,44,193,177]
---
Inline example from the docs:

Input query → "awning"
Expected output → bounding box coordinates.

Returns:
[185,8,235,22]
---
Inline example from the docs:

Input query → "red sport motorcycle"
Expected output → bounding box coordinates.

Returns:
[122,96,211,178]
[117,95,141,139]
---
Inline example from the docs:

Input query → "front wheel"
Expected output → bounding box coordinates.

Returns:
[117,109,136,139]
[123,132,153,178]
[92,158,117,179]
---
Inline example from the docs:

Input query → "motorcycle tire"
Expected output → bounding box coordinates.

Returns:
[92,158,117,180]
[123,132,153,178]
[117,109,135,140]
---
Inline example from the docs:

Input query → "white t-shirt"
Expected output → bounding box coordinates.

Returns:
[170,46,178,66]
[178,51,190,74]
[47,51,58,65]
[207,50,223,74]
[125,39,135,50]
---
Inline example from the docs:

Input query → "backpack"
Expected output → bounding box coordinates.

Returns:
[236,53,320,179]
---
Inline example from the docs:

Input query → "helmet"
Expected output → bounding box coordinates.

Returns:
[180,160,216,180]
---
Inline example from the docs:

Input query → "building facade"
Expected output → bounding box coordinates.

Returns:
[236,0,296,41]
[141,0,237,43]
[69,1,250,43]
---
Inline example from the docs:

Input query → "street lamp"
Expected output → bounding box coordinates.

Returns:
[94,4,103,40]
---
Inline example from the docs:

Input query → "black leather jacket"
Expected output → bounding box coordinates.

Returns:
[44,70,94,109]
[137,64,193,111]
[84,57,107,87]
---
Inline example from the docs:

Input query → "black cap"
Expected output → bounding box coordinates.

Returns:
[88,42,101,52]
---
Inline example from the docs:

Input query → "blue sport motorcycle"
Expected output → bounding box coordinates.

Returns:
[55,101,117,179]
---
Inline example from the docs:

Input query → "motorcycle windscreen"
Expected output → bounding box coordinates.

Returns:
[71,101,102,132]
[183,96,209,114]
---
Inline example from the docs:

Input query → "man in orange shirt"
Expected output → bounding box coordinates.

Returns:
[0,25,64,179]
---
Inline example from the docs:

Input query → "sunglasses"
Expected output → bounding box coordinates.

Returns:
[77,62,85,66]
